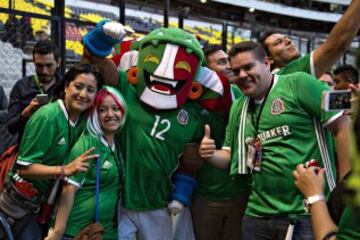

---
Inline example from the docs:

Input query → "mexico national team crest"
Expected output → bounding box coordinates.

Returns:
[177,109,189,125]
[271,98,285,115]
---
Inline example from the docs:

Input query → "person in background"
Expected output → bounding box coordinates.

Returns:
[320,71,335,88]
[46,86,127,240]
[259,0,360,78]
[0,64,102,240]
[334,65,359,90]
[191,44,248,240]
[7,39,60,143]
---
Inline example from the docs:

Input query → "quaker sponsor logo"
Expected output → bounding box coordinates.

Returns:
[271,98,285,115]
[257,125,292,142]
[177,109,189,125]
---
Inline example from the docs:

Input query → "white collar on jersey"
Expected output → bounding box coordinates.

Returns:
[58,99,77,127]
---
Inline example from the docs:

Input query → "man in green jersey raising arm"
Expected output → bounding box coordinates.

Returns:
[259,0,360,78]
[259,1,360,181]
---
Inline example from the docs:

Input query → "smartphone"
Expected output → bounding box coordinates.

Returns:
[36,93,49,105]
[322,90,351,111]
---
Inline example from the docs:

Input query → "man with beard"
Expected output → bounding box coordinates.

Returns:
[7,39,60,143]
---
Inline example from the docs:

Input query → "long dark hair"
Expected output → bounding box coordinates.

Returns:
[51,63,103,101]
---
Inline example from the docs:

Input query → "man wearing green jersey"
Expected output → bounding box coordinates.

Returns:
[191,44,248,240]
[200,41,350,239]
[259,0,360,79]
[258,1,360,180]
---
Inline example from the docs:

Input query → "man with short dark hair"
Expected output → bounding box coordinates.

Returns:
[319,71,335,88]
[334,65,359,90]
[259,0,360,78]
[7,39,60,143]
[191,44,248,240]
[200,41,350,239]
[203,44,230,74]
[258,1,360,181]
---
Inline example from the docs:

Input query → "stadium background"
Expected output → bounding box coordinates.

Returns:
[0,0,358,150]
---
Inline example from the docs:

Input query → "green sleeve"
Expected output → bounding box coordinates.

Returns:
[292,72,340,124]
[223,98,241,148]
[17,113,55,164]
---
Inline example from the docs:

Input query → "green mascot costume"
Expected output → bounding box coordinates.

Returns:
[82,20,230,239]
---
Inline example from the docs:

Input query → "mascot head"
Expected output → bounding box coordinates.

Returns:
[82,20,229,112]
[131,28,205,110]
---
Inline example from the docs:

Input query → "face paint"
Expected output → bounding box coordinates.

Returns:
[136,42,200,109]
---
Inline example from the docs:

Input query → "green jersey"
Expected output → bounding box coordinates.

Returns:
[117,71,204,210]
[337,206,360,240]
[194,110,247,200]
[64,132,121,239]
[16,100,84,197]
[277,52,337,183]
[231,84,243,100]
[276,53,314,76]
[225,73,339,216]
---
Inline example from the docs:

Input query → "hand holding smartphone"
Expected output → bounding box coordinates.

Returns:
[322,90,351,111]
[36,93,49,105]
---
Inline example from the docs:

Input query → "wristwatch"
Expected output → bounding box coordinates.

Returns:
[303,194,325,213]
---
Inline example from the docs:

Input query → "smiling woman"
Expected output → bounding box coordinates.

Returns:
[47,86,127,240]
[0,64,103,240]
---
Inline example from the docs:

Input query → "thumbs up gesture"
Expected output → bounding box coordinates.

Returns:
[199,124,216,160]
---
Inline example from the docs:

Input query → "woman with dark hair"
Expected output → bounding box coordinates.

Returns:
[46,86,127,240]
[0,64,103,240]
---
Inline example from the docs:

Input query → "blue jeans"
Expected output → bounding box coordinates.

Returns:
[242,215,314,240]
[0,211,42,240]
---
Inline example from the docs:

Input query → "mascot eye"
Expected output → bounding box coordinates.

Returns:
[144,54,160,64]
[175,61,191,73]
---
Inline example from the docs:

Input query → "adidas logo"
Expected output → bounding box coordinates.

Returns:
[57,137,66,145]
[103,160,112,169]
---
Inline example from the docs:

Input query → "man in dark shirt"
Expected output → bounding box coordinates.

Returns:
[7,39,60,143]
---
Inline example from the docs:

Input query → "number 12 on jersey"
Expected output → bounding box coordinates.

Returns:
[150,115,171,140]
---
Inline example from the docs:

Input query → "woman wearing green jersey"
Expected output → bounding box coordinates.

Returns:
[46,86,126,240]
[0,64,103,240]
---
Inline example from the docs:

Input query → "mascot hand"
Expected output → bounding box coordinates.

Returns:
[168,200,184,215]
[103,21,127,40]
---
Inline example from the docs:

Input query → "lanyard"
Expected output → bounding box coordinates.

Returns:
[250,75,274,134]
[33,75,44,94]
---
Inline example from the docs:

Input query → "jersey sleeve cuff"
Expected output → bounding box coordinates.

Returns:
[15,159,32,166]
[310,51,315,77]
[322,111,344,128]
[222,146,231,151]
[65,178,82,188]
